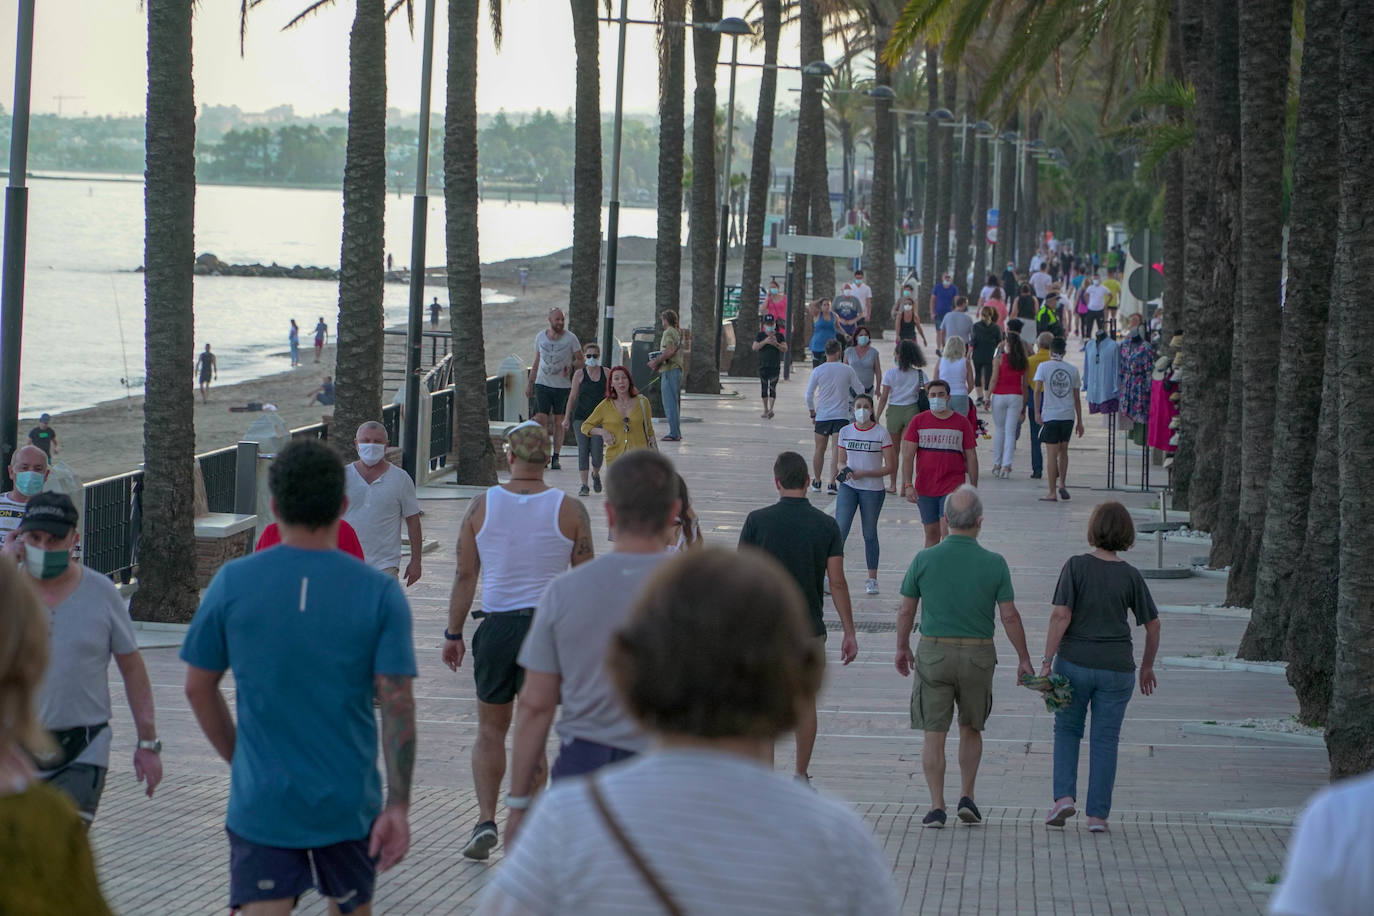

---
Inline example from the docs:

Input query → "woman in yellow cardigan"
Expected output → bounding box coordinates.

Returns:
[580,365,657,464]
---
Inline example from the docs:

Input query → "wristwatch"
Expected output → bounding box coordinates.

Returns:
[444,629,464,641]
[137,738,162,754]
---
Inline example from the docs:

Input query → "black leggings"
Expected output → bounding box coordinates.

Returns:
[1084,310,1104,337]
[973,358,993,391]
[760,370,779,399]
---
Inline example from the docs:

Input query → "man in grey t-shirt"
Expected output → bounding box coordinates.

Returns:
[4,492,164,825]
[941,296,975,346]
[504,450,681,844]
[527,308,583,470]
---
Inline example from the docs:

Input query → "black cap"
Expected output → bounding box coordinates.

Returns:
[17,491,79,537]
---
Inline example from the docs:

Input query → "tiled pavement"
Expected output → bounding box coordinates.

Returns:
[87,354,1323,913]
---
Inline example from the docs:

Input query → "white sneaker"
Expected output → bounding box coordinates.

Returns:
[865,578,879,595]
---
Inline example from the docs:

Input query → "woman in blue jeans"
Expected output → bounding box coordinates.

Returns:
[1040,501,1161,832]
[835,394,895,596]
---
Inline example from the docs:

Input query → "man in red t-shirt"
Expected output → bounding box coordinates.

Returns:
[900,379,980,547]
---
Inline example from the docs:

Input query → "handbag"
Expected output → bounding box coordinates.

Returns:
[915,369,930,413]
[587,777,686,916]
[30,722,108,771]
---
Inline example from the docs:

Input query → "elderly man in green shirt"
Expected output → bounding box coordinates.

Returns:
[895,485,1034,828]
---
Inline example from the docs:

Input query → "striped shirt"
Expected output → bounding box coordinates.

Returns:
[482,750,899,915]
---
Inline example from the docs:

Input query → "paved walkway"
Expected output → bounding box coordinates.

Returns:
[88,354,1322,914]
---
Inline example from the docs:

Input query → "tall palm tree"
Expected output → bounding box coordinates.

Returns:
[824,64,872,216]
[934,62,955,276]
[445,0,500,485]
[567,0,604,348]
[970,126,990,290]
[866,1,896,335]
[951,84,975,289]
[916,44,939,317]
[731,0,782,377]
[687,0,722,393]
[1328,0,1374,779]
[787,0,825,359]
[655,1,688,325]
[992,112,1016,274]
[130,0,199,623]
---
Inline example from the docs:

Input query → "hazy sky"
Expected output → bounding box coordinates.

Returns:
[0,0,816,119]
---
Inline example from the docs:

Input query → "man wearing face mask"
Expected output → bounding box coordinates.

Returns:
[900,380,979,547]
[930,273,960,351]
[2,492,163,826]
[1,444,50,549]
[344,421,423,584]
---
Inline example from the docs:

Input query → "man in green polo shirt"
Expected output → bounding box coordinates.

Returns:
[895,485,1033,829]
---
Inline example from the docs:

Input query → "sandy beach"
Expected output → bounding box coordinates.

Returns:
[42,237,788,481]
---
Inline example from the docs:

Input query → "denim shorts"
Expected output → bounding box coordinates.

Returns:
[916,493,948,526]
[227,827,375,913]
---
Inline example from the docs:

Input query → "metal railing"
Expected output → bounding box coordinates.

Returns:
[83,470,141,583]
[430,389,453,463]
[198,446,238,514]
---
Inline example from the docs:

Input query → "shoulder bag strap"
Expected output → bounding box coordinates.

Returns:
[641,395,658,450]
[587,778,686,916]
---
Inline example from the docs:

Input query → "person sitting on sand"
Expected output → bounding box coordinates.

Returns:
[307,376,335,407]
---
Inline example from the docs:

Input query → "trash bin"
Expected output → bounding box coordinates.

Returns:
[629,326,658,394]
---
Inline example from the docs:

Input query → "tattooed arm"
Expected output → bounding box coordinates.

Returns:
[443,495,484,671]
[563,496,595,567]
[370,674,415,871]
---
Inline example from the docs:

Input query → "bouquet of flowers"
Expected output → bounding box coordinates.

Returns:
[1020,673,1074,712]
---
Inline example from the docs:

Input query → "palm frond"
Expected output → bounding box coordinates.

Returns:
[1125,78,1195,111]
[281,0,337,32]
[384,0,413,35]
[489,0,503,50]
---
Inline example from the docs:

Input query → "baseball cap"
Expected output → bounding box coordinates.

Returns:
[39,412,50,421]
[17,491,79,537]
[506,421,551,465]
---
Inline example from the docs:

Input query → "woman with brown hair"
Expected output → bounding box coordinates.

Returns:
[0,560,112,913]
[580,365,657,465]
[664,473,703,552]
[1040,502,1162,833]
[481,550,899,915]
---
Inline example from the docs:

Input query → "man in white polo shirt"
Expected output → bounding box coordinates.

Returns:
[344,421,423,583]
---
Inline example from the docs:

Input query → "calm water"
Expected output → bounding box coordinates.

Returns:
[10,175,658,414]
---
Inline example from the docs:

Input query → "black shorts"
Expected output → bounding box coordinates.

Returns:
[472,611,534,704]
[814,418,847,437]
[228,827,374,914]
[533,384,570,416]
[1039,419,1075,444]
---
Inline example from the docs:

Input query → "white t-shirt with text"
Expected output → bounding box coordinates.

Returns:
[838,422,893,492]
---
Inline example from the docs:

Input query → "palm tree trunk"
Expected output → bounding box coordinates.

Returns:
[686,0,721,393]
[917,44,939,319]
[445,0,496,485]
[993,111,1017,278]
[971,133,989,293]
[1327,0,1374,778]
[654,2,686,324]
[1019,109,1041,269]
[1161,5,1185,351]
[1237,0,1337,659]
[868,4,895,337]
[935,63,956,277]
[952,86,976,291]
[730,0,780,377]
[332,0,387,458]
[567,0,602,348]
[803,0,833,304]
[130,0,198,623]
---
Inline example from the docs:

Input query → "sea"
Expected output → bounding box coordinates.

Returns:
[8,173,659,415]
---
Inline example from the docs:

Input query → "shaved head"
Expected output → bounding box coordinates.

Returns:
[10,445,47,472]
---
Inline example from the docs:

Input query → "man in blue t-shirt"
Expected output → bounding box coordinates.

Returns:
[182,439,417,915]
[930,273,960,349]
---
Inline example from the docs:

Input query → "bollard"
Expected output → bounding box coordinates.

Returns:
[498,355,525,423]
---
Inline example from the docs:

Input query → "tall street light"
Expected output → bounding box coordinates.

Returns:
[0,0,35,489]
[712,16,754,383]
[600,0,632,359]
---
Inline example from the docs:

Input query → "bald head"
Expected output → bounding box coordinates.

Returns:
[548,308,566,333]
[10,445,48,473]
[944,485,983,534]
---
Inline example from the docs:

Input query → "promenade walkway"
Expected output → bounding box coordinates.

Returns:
[88,359,1324,914]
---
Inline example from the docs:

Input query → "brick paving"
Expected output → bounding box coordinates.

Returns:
[86,356,1322,913]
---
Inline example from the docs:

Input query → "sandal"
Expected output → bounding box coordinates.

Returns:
[1058,487,1071,500]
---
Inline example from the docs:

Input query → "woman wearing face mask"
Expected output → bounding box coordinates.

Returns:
[762,281,788,328]
[844,326,883,396]
[877,340,928,495]
[835,394,894,597]
[808,298,837,367]
[933,336,975,416]
[977,273,1001,310]
[752,315,787,419]
[564,343,608,496]
[970,306,1004,408]
[580,366,656,465]
[890,285,929,346]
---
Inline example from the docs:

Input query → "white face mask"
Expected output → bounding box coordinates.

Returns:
[930,396,949,413]
[585,356,600,367]
[357,442,386,466]
[854,408,871,424]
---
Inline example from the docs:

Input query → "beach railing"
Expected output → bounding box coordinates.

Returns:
[83,470,142,583]
[198,446,239,514]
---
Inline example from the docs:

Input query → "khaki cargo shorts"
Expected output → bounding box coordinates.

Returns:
[910,637,998,732]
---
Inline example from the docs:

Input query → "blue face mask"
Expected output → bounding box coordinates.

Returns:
[14,470,45,497]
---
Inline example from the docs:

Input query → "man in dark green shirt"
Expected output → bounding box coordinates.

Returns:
[895,485,1033,828]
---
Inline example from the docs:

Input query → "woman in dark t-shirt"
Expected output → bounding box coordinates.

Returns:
[1039,502,1161,833]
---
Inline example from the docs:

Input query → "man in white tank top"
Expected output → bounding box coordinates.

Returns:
[442,422,595,861]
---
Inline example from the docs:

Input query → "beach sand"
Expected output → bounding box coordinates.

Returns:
[44,238,788,481]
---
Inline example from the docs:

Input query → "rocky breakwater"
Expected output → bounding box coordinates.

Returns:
[186,252,340,280]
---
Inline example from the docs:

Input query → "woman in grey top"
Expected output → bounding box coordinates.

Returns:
[844,325,882,395]
[1040,502,1161,833]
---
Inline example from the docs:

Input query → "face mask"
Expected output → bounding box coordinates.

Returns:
[854,408,871,424]
[930,396,949,412]
[357,442,386,466]
[25,542,70,580]
[763,324,775,334]
[585,356,600,367]
[857,335,870,346]
[903,303,913,312]
[14,470,45,497]
[769,287,778,294]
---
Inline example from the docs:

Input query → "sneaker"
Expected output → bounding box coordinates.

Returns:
[957,796,983,825]
[827,482,838,495]
[592,472,602,493]
[1045,800,1077,828]
[1030,471,1043,479]
[462,820,499,860]
[811,479,822,492]
[922,809,947,829]
[550,454,562,470]
[578,484,590,497]
[865,578,879,596]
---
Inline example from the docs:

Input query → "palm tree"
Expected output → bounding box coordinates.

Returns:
[731,0,782,377]
[445,0,500,485]
[866,1,896,336]
[787,0,825,359]
[655,1,688,325]
[824,64,872,216]
[1327,0,1374,778]
[567,0,604,348]
[969,125,990,291]
[1236,0,1337,662]
[934,62,955,275]
[687,0,722,394]
[951,85,976,290]
[130,0,199,623]
[916,44,939,317]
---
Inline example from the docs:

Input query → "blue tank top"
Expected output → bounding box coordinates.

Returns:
[810,313,837,351]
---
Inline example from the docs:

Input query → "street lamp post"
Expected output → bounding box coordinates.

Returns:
[712,17,753,387]
[0,0,35,489]
[401,0,437,479]
[600,0,631,360]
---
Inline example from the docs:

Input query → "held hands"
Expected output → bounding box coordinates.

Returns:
[441,637,466,671]
[1039,660,1053,678]
[1016,657,1035,679]
[1139,665,1157,696]
[368,804,411,872]
[896,643,915,677]
[133,748,163,798]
